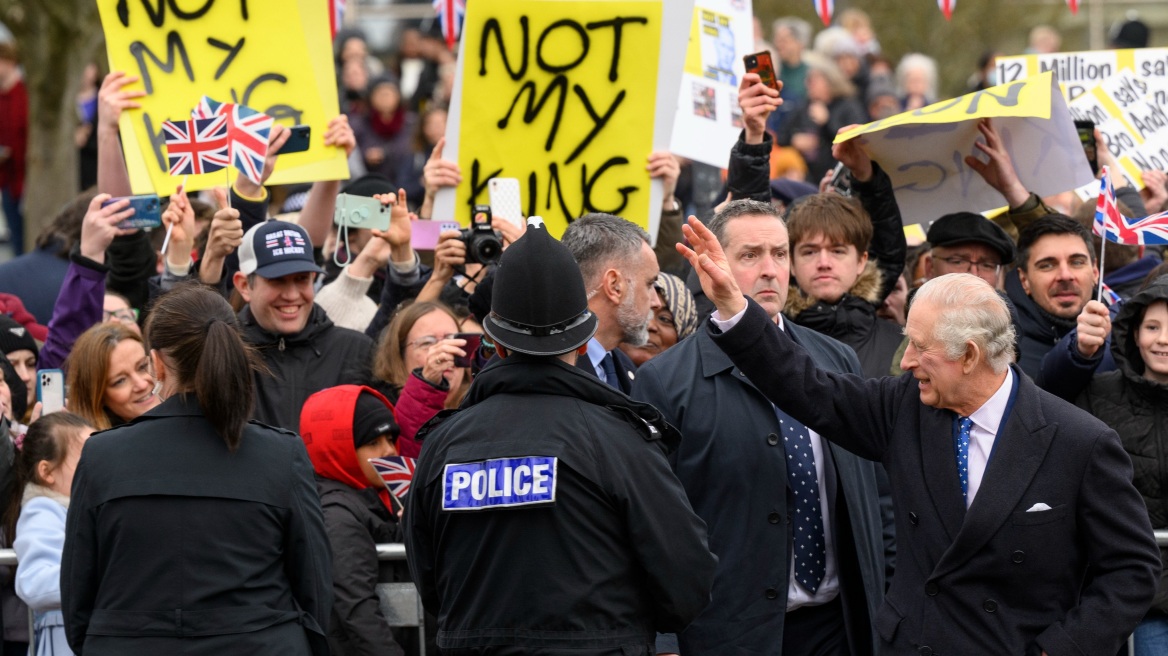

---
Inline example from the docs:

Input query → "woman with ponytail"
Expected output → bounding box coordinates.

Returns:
[61,283,332,656]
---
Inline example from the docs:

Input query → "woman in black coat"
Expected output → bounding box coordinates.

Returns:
[61,283,332,656]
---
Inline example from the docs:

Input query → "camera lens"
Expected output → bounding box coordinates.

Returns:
[475,239,502,264]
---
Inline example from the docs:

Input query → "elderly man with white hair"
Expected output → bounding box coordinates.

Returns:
[678,214,1160,656]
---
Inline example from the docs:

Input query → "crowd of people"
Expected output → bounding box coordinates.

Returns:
[0,8,1164,656]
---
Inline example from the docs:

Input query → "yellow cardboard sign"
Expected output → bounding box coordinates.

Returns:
[97,0,348,196]
[450,0,663,237]
[836,72,1054,144]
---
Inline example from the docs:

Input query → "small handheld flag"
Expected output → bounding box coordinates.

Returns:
[163,117,230,176]
[370,456,417,502]
[1095,167,1168,246]
[190,96,273,185]
[938,0,955,20]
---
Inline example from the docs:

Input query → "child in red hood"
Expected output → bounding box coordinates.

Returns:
[300,385,406,656]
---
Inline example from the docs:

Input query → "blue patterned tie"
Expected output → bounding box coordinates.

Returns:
[600,352,620,389]
[956,416,973,505]
[775,405,826,593]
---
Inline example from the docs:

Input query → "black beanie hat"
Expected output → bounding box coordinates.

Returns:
[0,315,38,358]
[352,390,399,449]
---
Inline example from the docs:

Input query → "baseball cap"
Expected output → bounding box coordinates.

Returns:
[238,220,325,279]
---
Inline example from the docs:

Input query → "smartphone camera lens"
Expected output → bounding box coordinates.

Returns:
[745,56,756,67]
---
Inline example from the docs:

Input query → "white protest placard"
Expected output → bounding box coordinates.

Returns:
[997,48,1168,102]
[668,0,755,168]
[834,72,1094,226]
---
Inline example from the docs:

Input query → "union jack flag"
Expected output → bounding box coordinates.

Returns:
[1095,167,1168,245]
[226,105,274,185]
[938,0,955,20]
[433,0,465,50]
[813,0,833,27]
[370,456,417,500]
[163,116,230,176]
[190,97,273,184]
[191,95,224,120]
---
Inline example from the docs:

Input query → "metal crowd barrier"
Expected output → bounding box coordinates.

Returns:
[8,532,1168,655]
[0,544,423,656]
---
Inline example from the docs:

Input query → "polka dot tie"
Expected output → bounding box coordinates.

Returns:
[775,405,826,594]
[956,416,973,505]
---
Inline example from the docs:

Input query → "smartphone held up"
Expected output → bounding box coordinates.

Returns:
[743,51,780,92]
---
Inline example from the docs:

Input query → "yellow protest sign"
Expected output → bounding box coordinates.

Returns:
[97,0,349,196]
[441,0,664,238]
[836,72,1054,143]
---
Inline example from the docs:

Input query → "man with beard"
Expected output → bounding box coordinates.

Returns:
[1007,215,1100,378]
[561,213,663,393]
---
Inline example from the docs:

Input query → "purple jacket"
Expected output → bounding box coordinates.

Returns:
[39,257,106,370]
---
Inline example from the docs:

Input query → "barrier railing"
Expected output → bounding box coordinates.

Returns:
[0,544,422,655]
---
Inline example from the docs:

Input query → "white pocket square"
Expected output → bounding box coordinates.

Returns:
[1025,503,1052,512]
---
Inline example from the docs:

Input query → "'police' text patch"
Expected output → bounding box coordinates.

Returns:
[442,456,557,511]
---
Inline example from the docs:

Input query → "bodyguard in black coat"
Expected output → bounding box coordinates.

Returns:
[634,319,886,655]
[62,285,332,656]
[682,213,1159,655]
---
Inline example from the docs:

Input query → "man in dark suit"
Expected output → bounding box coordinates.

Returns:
[561,213,662,393]
[679,213,1161,656]
[634,200,886,656]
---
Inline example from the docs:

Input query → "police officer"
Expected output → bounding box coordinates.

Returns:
[404,217,716,656]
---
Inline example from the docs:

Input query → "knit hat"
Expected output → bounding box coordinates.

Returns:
[352,390,399,449]
[0,315,38,358]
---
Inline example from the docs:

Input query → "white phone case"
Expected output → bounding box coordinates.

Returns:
[488,178,524,229]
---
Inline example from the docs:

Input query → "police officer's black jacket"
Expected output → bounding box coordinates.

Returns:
[404,354,717,655]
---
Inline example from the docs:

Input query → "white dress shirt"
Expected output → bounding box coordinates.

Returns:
[964,369,1015,507]
[711,309,839,609]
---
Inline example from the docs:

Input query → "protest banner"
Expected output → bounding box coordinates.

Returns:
[834,72,1093,226]
[996,48,1168,101]
[669,0,755,168]
[1065,70,1168,193]
[434,0,694,241]
[97,0,349,196]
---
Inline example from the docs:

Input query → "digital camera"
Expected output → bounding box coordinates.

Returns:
[460,205,503,265]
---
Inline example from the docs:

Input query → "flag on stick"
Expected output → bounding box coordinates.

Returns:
[163,116,230,176]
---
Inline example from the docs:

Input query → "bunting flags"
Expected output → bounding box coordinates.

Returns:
[813,0,833,27]
[433,0,466,50]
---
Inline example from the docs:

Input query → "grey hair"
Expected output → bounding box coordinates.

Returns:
[913,273,1016,373]
[896,53,939,100]
[561,213,650,288]
[707,199,785,247]
[772,17,812,47]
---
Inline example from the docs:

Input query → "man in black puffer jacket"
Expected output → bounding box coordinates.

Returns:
[233,220,374,434]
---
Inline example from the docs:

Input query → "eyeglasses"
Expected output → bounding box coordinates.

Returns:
[405,335,445,350]
[103,309,137,324]
[937,256,1002,276]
